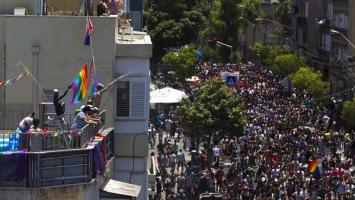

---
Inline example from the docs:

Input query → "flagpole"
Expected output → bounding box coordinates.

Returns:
[17,61,48,101]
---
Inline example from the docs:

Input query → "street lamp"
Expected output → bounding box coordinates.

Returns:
[208,38,233,62]
[255,18,292,30]
[330,29,355,49]
[330,29,355,99]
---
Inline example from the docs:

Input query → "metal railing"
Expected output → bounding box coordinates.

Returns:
[0,149,93,188]
[0,125,114,189]
[0,110,106,152]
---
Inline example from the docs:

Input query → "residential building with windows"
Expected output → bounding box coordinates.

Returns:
[292,0,355,98]
[0,0,151,199]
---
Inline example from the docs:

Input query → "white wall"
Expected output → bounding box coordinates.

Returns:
[0,15,117,125]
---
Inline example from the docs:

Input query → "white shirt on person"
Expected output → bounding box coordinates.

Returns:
[19,116,33,131]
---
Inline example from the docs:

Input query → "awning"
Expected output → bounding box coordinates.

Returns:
[102,179,141,198]
[150,87,188,104]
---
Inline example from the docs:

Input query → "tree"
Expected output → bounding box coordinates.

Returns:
[342,98,355,130]
[289,67,329,98]
[272,54,306,77]
[162,47,199,82]
[200,0,261,61]
[250,43,290,66]
[274,0,292,27]
[144,0,210,59]
[179,79,246,140]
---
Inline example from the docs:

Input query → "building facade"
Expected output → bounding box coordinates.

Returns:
[0,1,152,199]
[292,0,355,98]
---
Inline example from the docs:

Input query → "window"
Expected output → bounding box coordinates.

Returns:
[115,78,147,119]
[116,81,130,117]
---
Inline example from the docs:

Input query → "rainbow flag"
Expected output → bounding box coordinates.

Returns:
[308,159,320,176]
[71,64,88,104]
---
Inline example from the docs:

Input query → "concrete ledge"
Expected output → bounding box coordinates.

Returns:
[0,182,99,200]
[116,34,152,58]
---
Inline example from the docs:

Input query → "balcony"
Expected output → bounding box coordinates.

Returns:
[0,110,114,188]
[318,48,331,58]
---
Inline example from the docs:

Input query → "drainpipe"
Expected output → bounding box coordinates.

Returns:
[1,45,5,104]
[1,45,5,128]
[32,45,40,114]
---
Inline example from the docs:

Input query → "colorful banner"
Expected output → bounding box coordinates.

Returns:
[0,70,29,87]
[71,64,88,104]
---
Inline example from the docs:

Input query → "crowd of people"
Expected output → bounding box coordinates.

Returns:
[152,62,355,200]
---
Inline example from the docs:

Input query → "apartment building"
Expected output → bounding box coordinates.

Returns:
[292,0,355,98]
[0,1,152,199]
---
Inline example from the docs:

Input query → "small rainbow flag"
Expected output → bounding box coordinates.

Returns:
[308,159,319,174]
[71,64,88,104]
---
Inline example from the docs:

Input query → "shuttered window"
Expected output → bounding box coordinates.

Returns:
[115,78,147,119]
[116,81,130,117]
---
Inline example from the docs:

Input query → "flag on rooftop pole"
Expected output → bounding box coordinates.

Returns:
[71,64,88,104]
[84,15,94,46]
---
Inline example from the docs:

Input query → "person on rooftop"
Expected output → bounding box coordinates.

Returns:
[53,85,72,131]
[91,80,116,108]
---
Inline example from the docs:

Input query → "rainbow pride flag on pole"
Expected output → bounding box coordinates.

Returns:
[71,64,88,104]
[308,159,320,177]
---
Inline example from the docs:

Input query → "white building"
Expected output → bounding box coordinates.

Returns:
[0,1,152,199]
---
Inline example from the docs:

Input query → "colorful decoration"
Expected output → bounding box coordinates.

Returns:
[308,159,320,177]
[91,71,98,95]
[71,64,88,104]
[0,70,28,87]
[84,15,94,46]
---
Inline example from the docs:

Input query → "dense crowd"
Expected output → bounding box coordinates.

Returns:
[152,62,355,200]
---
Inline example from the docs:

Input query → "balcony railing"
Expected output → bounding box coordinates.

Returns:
[0,110,114,188]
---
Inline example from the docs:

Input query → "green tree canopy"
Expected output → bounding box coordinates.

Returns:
[162,47,199,82]
[342,98,355,130]
[250,43,290,66]
[272,54,307,77]
[289,67,329,98]
[274,0,292,26]
[179,79,246,139]
[144,0,209,59]
[199,0,261,61]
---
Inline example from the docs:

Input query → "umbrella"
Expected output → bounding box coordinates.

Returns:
[150,87,188,104]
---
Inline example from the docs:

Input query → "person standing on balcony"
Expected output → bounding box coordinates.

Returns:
[71,105,98,130]
[53,85,72,131]
[91,81,116,108]
[108,0,120,15]
[17,112,37,133]
[97,0,109,16]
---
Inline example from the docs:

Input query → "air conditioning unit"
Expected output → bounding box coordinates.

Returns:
[14,7,26,16]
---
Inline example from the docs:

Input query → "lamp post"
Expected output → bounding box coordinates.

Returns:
[208,38,233,62]
[216,41,233,62]
[330,29,355,49]
[255,18,293,30]
[330,29,355,99]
